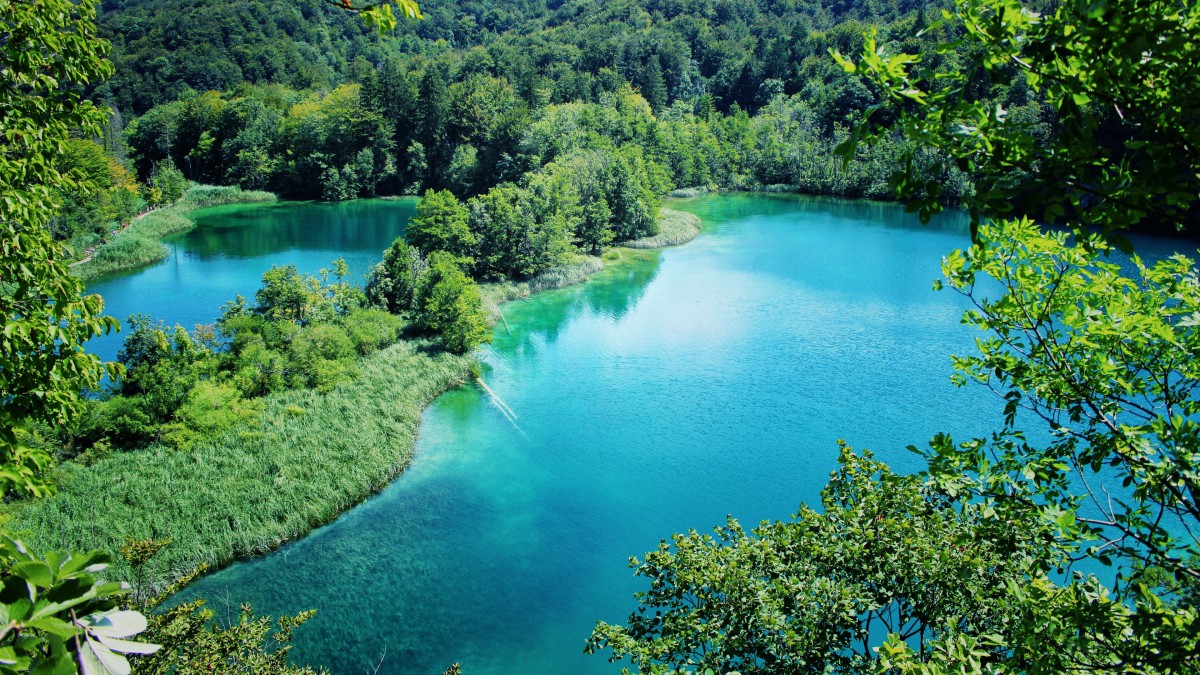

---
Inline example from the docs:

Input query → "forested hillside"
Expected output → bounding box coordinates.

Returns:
[98,0,929,115]
[103,0,1021,213]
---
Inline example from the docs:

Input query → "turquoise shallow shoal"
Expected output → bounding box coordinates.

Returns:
[165,193,1019,673]
[84,198,417,364]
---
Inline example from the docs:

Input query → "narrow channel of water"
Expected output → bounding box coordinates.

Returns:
[165,193,1019,673]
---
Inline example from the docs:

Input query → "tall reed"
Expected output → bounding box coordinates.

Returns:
[5,340,470,580]
[75,185,277,280]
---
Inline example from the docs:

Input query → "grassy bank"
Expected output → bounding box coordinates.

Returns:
[479,209,699,312]
[74,185,276,280]
[7,206,701,582]
[7,339,471,580]
[623,208,701,249]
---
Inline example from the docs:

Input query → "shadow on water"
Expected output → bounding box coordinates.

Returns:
[672,192,972,237]
[181,199,418,260]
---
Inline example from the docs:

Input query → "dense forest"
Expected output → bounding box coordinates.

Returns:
[54,0,1030,284]
[87,0,1004,203]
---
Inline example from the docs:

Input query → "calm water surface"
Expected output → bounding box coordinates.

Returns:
[86,198,416,363]
[163,194,1019,673]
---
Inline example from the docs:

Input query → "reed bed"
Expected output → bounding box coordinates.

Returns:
[667,186,711,198]
[5,339,471,580]
[622,208,701,249]
[480,254,604,318]
[75,185,276,280]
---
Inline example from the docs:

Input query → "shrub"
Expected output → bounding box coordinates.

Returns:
[341,308,405,355]
[161,382,265,451]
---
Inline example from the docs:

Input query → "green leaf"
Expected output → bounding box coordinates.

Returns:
[10,562,53,589]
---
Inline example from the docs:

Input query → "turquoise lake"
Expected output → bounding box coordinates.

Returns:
[86,198,417,364]
[87,194,1189,673]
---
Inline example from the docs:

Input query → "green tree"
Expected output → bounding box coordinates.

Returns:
[148,161,188,206]
[367,236,428,313]
[418,252,492,354]
[254,265,324,325]
[577,199,614,255]
[1,0,122,497]
[407,189,476,259]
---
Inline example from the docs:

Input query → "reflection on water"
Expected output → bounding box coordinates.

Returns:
[179,200,417,260]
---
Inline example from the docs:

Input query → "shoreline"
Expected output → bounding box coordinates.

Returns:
[7,207,703,586]
[72,185,277,281]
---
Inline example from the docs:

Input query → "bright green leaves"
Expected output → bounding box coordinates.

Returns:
[0,538,157,675]
[926,219,1200,667]
[832,29,926,105]
[360,4,398,33]
[341,1,423,35]
[838,0,1200,238]
[1,0,123,497]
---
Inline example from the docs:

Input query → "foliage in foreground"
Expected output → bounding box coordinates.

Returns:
[588,446,1055,673]
[1,0,121,498]
[594,0,1200,671]
[837,0,1200,239]
[0,538,158,675]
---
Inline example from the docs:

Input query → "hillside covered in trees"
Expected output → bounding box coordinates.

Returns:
[97,0,1003,207]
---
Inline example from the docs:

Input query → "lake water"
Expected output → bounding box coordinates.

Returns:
[155,193,1017,673]
[85,198,416,364]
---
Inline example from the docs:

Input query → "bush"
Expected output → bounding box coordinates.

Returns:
[419,253,493,354]
[78,396,157,449]
[289,324,356,391]
[341,308,405,355]
[161,382,265,450]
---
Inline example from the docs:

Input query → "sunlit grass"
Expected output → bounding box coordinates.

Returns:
[480,254,605,317]
[622,208,700,249]
[5,339,471,581]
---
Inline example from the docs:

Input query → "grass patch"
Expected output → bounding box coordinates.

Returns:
[623,208,701,249]
[4,339,471,580]
[667,186,711,198]
[75,185,276,280]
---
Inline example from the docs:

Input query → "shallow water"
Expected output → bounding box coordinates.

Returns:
[165,193,1026,673]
